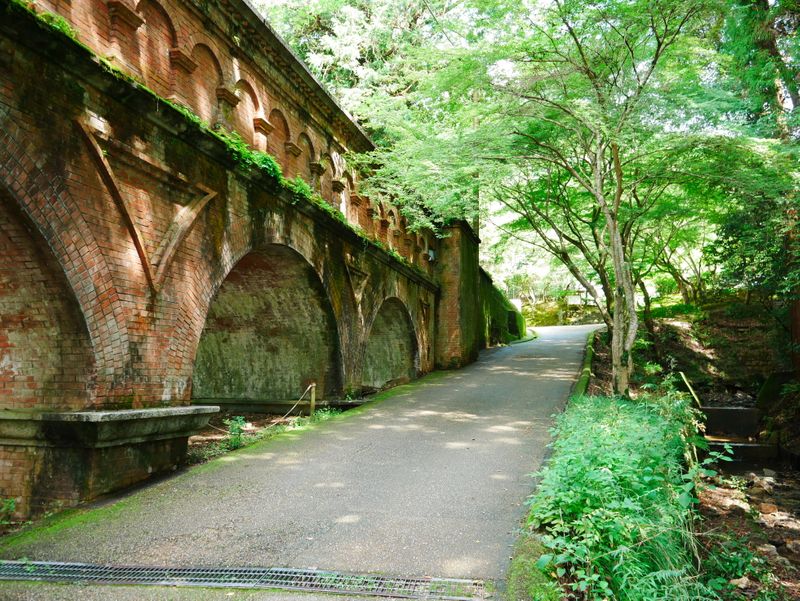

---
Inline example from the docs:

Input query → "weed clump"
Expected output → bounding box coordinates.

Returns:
[186,408,342,464]
[528,392,717,600]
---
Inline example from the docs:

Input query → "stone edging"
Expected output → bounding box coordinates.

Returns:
[571,328,598,397]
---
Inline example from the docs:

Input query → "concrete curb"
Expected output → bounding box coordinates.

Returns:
[570,328,598,397]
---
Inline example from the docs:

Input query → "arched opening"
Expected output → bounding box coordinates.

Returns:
[319,153,335,204]
[192,245,341,410]
[298,133,315,182]
[0,189,95,411]
[362,298,418,391]
[267,109,291,173]
[138,0,176,97]
[190,44,223,123]
[234,79,259,146]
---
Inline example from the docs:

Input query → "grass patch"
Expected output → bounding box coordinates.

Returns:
[648,302,706,320]
[506,534,561,601]
[527,391,716,600]
[186,407,341,465]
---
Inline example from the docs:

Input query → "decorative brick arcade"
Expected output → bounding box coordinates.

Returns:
[0,0,519,518]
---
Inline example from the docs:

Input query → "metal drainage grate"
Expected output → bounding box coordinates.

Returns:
[0,561,490,600]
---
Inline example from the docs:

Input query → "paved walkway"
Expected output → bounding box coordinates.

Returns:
[0,325,598,598]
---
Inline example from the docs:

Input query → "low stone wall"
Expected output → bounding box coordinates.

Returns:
[0,407,217,516]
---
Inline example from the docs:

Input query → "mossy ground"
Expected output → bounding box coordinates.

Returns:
[504,534,560,601]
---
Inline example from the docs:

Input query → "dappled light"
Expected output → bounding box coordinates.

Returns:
[4,325,592,581]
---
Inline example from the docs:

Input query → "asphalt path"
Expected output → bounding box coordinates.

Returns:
[0,324,599,599]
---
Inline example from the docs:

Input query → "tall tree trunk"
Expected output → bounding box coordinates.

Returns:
[599,144,639,396]
[753,0,798,136]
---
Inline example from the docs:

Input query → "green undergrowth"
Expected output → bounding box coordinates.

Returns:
[506,535,561,601]
[186,408,341,464]
[525,390,723,600]
[4,0,429,281]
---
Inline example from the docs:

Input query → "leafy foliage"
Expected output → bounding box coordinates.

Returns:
[706,143,800,299]
[722,0,800,137]
[223,416,247,450]
[528,392,721,600]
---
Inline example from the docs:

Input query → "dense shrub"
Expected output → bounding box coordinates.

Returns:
[528,393,715,600]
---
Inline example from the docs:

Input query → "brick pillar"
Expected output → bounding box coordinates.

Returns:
[434,221,481,369]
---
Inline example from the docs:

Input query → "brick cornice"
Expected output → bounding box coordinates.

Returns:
[189,0,374,153]
[169,48,198,73]
[253,116,274,135]
[0,1,435,292]
[284,141,301,157]
[215,86,240,107]
[106,0,143,29]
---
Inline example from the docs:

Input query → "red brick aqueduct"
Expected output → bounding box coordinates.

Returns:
[0,0,523,517]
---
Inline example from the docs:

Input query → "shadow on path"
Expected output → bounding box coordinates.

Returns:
[0,324,600,586]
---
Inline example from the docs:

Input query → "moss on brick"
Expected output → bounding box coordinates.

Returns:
[480,268,526,347]
[3,0,427,282]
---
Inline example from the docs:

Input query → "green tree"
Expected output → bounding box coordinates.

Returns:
[723,0,799,137]
[364,0,737,394]
[256,0,465,122]
[263,0,798,394]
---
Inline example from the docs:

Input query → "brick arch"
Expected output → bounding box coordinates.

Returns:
[189,43,223,123]
[319,152,335,205]
[191,243,343,407]
[362,297,419,391]
[415,233,429,265]
[267,108,291,171]
[137,0,176,98]
[343,172,358,224]
[375,201,391,242]
[297,133,315,182]
[359,197,379,237]
[388,208,400,248]
[0,189,97,411]
[164,206,353,401]
[0,129,128,403]
[233,79,259,145]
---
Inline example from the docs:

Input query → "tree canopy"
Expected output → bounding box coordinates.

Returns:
[260,0,800,394]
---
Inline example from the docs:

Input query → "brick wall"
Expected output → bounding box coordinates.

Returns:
[193,246,341,403]
[28,0,435,258]
[479,269,525,347]
[434,223,481,368]
[362,298,418,390]
[0,182,96,412]
[0,0,466,517]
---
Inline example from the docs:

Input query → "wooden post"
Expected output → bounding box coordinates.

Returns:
[679,371,702,408]
[309,383,316,417]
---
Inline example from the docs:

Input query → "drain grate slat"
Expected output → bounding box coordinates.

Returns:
[0,561,489,599]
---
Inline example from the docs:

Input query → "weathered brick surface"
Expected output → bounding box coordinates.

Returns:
[28,0,422,254]
[0,0,488,517]
[479,269,525,347]
[434,224,482,368]
[0,192,96,411]
[193,246,341,402]
[362,298,418,390]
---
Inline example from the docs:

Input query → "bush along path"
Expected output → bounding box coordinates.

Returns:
[513,389,717,600]
[511,383,798,600]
